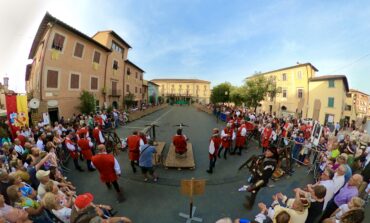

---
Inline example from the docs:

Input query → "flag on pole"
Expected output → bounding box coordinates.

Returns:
[5,94,29,135]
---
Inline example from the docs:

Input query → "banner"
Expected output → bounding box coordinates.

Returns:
[5,95,29,135]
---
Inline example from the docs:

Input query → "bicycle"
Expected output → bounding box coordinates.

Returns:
[103,128,124,156]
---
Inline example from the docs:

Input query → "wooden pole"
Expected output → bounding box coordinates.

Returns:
[189,178,194,218]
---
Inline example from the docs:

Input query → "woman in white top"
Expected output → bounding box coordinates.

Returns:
[42,192,72,223]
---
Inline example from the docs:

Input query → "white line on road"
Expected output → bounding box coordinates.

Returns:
[142,107,174,132]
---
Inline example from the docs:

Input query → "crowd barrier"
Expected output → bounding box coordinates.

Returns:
[127,104,168,122]
[193,103,229,122]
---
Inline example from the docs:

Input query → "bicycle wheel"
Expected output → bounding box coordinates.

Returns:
[105,134,115,154]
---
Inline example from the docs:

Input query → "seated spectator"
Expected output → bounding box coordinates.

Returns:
[332,165,346,194]
[42,192,71,223]
[317,168,335,210]
[8,172,37,199]
[6,185,51,222]
[70,193,132,223]
[9,158,30,183]
[323,207,365,223]
[0,194,31,223]
[330,196,365,220]
[44,181,74,208]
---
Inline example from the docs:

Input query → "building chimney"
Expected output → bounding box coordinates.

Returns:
[3,77,8,87]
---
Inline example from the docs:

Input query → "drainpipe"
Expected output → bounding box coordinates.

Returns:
[103,53,109,108]
[40,22,54,103]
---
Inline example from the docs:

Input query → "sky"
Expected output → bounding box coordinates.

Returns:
[1,0,370,94]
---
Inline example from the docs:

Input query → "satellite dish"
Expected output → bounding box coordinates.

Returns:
[47,100,58,107]
[28,98,40,109]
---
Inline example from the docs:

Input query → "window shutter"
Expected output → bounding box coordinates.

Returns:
[47,70,58,88]
[93,51,100,63]
[74,43,84,58]
[70,74,80,89]
[91,77,98,90]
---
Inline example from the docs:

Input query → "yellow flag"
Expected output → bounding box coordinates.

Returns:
[51,49,60,60]
[15,95,29,127]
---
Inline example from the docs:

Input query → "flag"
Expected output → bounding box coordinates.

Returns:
[5,95,29,136]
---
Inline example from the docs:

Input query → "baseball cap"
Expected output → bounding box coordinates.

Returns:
[75,193,94,209]
[36,170,50,180]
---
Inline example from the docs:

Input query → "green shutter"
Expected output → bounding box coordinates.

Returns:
[328,97,334,107]
[328,80,335,88]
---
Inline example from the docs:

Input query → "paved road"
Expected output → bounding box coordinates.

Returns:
[65,106,319,222]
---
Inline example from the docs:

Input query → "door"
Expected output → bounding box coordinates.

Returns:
[48,108,59,124]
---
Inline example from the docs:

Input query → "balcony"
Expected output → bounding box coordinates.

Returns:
[108,89,122,97]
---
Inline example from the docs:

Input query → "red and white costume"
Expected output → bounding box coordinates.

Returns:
[235,124,247,147]
[221,127,235,149]
[127,135,144,161]
[261,127,273,148]
[65,136,79,159]
[77,138,94,160]
[93,127,105,145]
[209,135,221,159]
[91,153,121,183]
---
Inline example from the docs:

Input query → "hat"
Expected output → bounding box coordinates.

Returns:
[75,193,94,209]
[36,170,50,180]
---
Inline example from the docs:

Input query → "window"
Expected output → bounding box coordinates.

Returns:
[345,105,352,111]
[127,68,131,75]
[135,72,138,79]
[282,73,287,81]
[111,41,123,53]
[328,80,335,88]
[90,77,98,90]
[113,60,118,70]
[70,73,80,89]
[297,88,303,98]
[297,71,302,80]
[73,42,84,58]
[140,74,142,80]
[135,87,138,93]
[140,88,142,94]
[112,81,117,95]
[328,97,334,108]
[51,33,65,51]
[46,69,59,88]
[93,51,101,64]
[282,89,287,98]
[126,84,130,93]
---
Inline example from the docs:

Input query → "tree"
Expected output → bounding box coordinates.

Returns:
[210,82,232,104]
[78,90,96,114]
[230,86,247,106]
[244,76,269,111]
[123,93,136,108]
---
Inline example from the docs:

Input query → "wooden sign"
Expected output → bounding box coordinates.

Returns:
[180,179,206,196]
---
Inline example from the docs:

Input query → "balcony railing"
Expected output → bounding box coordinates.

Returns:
[108,89,122,97]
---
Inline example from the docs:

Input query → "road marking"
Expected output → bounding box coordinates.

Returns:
[141,107,174,132]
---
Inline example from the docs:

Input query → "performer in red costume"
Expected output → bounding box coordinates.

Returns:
[232,120,247,155]
[77,134,95,171]
[126,131,143,173]
[173,128,188,157]
[218,123,235,160]
[261,124,273,152]
[91,144,124,202]
[207,128,221,174]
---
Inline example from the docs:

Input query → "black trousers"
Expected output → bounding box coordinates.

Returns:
[208,157,217,171]
[320,199,338,221]
[106,181,121,193]
[73,158,81,169]
[218,146,229,159]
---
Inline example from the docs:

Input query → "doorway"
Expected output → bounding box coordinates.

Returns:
[48,108,59,124]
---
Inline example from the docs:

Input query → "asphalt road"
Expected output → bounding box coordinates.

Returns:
[65,106,331,222]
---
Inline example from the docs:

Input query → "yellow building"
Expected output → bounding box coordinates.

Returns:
[151,79,211,104]
[26,12,144,122]
[123,59,145,106]
[307,75,349,125]
[246,63,318,117]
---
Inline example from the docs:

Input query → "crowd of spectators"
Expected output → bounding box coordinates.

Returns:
[206,103,369,223]
[0,109,133,222]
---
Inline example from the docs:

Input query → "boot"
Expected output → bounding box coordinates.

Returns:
[224,149,228,160]
[243,193,256,210]
[74,159,84,172]
[237,147,242,156]
[206,169,213,174]
[116,191,126,203]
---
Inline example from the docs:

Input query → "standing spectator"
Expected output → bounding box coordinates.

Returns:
[292,132,305,167]
[36,133,45,151]
[91,144,124,202]
[317,168,336,210]
[139,139,158,182]
[303,185,326,223]
[321,174,363,220]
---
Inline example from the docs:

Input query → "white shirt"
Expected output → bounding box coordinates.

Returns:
[332,173,345,194]
[335,204,350,220]
[36,139,45,151]
[221,129,236,140]
[319,179,335,210]
[14,145,25,154]
[53,207,72,223]
[65,139,76,152]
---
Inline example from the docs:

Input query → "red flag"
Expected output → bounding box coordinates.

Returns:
[5,95,19,137]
